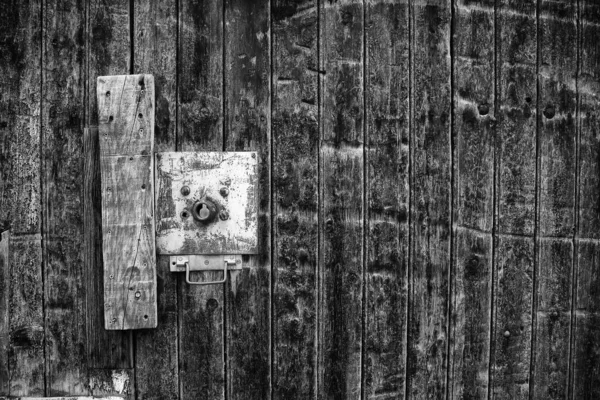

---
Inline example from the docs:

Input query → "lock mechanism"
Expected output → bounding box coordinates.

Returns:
[156,151,258,285]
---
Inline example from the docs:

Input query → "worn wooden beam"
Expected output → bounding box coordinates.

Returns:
[572,1,600,397]
[364,0,409,398]
[179,0,223,152]
[407,0,452,398]
[318,1,364,399]
[532,0,578,398]
[450,0,495,398]
[85,0,133,372]
[0,230,9,395]
[177,0,226,398]
[41,0,88,394]
[0,0,44,396]
[492,0,537,398]
[224,0,271,398]
[271,0,318,398]
[132,0,179,398]
[98,74,157,330]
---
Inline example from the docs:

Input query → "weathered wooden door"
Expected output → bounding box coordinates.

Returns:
[1,0,600,399]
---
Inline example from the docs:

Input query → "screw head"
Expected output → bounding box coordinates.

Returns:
[180,186,190,196]
[504,330,511,337]
[220,187,229,197]
[135,291,141,299]
[219,209,229,221]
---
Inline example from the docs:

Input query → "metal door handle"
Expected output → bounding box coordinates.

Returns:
[171,255,242,285]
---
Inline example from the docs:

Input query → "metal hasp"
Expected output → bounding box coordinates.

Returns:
[171,255,242,285]
[156,151,258,284]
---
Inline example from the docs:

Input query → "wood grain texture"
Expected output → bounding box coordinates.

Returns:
[318,1,364,399]
[0,0,44,396]
[134,0,177,152]
[99,74,157,330]
[8,235,44,396]
[97,75,155,157]
[179,0,223,151]
[492,0,537,398]
[533,0,577,398]
[84,127,132,372]
[85,0,133,371]
[572,2,600,398]
[100,155,157,330]
[533,240,573,399]
[41,0,88,394]
[224,0,271,398]
[492,236,533,399]
[408,0,452,398]
[364,1,409,398]
[0,0,42,236]
[177,0,227,396]
[272,0,318,398]
[87,0,131,126]
[132,1,178,398]
[450,0,495,398]
[88,368,132,397]
[0,231,9,395]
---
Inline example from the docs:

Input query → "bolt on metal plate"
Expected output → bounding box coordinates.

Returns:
[155,152,258,255]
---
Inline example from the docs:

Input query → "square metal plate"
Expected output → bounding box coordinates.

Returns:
[155,152,258,254]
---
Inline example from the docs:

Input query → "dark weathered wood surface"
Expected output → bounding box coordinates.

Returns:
[132,1,179,398]
[408,0,451,398]
[85,0,133,384]
[224,0,271,399]
[450,0,495,398]
[1,0,600,398]
[572,2,600,398]
[272,0,318,398]
[492,0,537,398]
[318,1,364,398]
[42,0,87,394]
[532,1,578,399]
[364,0,409,398]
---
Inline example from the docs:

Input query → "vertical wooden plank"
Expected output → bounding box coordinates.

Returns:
[41,0,87,394]
[271,0,318,399]
[98,74,157,330]
[224,0,271,398]
[572,1,600,398]
[364,0,409,398]
[86,0,133,374]
[132,2,179,399]
[532,0,577,398]
[407,0,451,398]
[178,0,226,397]
[318,1,363,399]
[179,0,223,151]
[0,1,42,236]
[0,231,9,395]
[492,237,534,399]
[450,0,495,398]
[0,0,44,396]
[492,0,537,398]
[134,0,177,151]
[8,235,45,396]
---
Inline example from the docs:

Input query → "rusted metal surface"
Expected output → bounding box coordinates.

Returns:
[155,152,258,255]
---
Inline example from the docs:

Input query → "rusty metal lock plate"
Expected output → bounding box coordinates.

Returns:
[155,152,258,254]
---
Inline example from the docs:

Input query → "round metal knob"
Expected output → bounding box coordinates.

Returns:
[191,199,217,222]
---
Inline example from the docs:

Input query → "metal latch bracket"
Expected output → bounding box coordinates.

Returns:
[170,255,243,285]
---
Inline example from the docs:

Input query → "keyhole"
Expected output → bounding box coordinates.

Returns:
[191,199,217,222]
[198,203,210,220]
